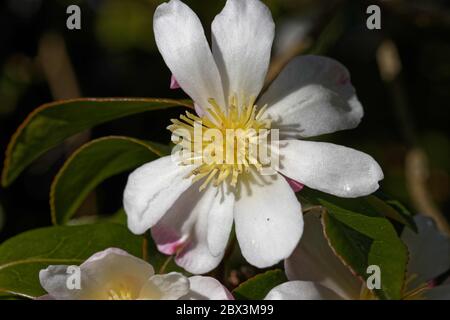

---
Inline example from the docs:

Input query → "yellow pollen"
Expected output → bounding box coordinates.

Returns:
[168,95,272,190]
[107,284,133,300]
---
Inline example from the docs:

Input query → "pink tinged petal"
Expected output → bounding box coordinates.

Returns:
[234,173,303,268]
[211,0,275,101]
[151,183,203,258]
[401,215,450,287]
[183,276,234,300]
[152,225,186,255]
[153,0,225,110]
[278,140,383,198]
[284,176,304,192]
[285,212,362,300]
[151,185,227,274]
[259,55,364,139]
[123,156,194,234]
[264,281,344,300]
[170,74,181,89]
[174,186,230,274]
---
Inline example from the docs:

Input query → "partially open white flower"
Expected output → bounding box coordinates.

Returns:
[265,214,450,300]
[124,0,383,274]
[38,248,232,300]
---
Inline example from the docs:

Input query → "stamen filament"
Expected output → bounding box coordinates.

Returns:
[169,95,272,191]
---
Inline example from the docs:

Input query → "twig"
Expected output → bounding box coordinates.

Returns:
[142,235,149,262]
[158,255,174,274]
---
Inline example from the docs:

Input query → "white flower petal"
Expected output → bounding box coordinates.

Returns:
[39,265,85,300]
[80,248,155,299]
[207,185,235,256]
[141,272,190,300]
[401,215,450,286]
[259,55,363,139]
[285,212,362,300]
[151,183,203,256]
[183,276,234,300]
[278,140,383,198]
[234,173,303,268]
[264,281,343,300]
[423,284,450,300]
[40,248,155,300]
[152,185,226,274]
[154,0,225,109]
[123,156,194,234]
[212,0,274,101]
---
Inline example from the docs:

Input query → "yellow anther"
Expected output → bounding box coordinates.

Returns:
[169,95,272,191]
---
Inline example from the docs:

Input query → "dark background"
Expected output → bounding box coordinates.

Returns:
[1,0,449,241]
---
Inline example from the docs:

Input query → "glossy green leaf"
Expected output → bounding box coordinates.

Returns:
[301,188,416,231]
[372,192,417,232]
[1,98,192,187]
[232,270,287,300]
[0,223,142,298]
[301,189,408,300]
[50,136,170,225]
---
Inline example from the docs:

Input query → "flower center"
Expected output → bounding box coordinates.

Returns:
[107,284,134,300]
[168,96,274,190]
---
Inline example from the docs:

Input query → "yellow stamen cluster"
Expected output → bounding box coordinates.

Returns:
[107,284,134,300]
[168,96,272,191]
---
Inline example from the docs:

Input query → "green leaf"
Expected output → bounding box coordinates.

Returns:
[372,192,417,232]
[0,223,142,298]
[106,208,127,225]
[301,188,416,231]
[50,136,170,225]
[65,208,128,226]
[1,98,192,187]
[232,270,287,300]
[301,189,408,300]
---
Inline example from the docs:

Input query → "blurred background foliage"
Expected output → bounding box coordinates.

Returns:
[0,0,449,250]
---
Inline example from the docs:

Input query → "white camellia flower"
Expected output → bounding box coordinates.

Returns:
[123,0,383,274]
[38,248,232,300]
[265,214,450,300]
